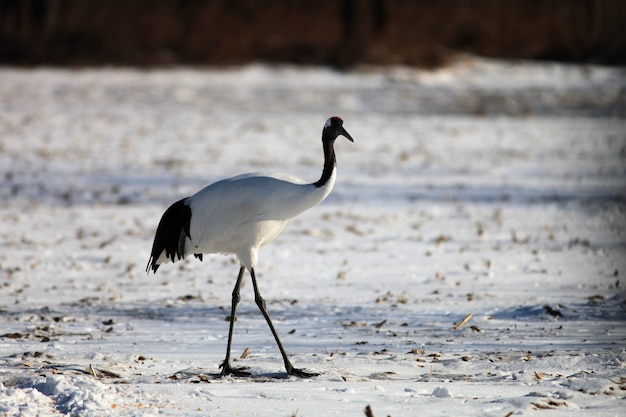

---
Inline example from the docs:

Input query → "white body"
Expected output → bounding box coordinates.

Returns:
[157,169,336,269]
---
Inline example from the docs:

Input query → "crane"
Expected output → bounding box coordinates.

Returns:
[146,116,354,377]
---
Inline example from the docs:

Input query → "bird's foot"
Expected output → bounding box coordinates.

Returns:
[286,364,319,378]
[219,362,251,377]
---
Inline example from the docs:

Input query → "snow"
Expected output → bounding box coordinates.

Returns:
[1,56,625,416]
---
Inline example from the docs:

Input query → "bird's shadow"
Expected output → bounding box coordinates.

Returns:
[172,367,300,382]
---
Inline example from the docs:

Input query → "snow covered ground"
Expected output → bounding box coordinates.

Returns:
[1,57,625,416]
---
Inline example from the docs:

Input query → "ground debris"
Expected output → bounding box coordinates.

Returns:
[454,313,473,330]
[530,398,569,410]
[1,332,24,339]
[586,294,604,304]
[341,321,367,328]
[177,293,204,302]
[543,305,563,318]
[374,319,387,329]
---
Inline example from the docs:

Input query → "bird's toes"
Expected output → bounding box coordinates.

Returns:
[220,362,252,377]
[288,367,320,378]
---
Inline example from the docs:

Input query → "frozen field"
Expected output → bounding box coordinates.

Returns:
[1,58,625,416]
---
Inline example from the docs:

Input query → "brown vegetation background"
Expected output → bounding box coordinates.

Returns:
[1,0,625,67]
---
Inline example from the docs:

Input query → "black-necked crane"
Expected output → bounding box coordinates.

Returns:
[146,117,354,377]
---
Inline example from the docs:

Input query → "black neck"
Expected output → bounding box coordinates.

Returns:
[314,138,336,188]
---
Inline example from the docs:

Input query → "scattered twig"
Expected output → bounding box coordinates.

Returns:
[374,319,387,329]
[240,347,250,359]
[454,313,473,330]
[86,365,121,379]
[98,368,122,378]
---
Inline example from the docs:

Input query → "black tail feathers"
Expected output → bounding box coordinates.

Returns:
[146,198,192,274]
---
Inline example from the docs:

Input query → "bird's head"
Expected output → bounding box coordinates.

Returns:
[323,116,354,143]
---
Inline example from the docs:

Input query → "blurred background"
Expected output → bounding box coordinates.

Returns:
[1,0,625,67]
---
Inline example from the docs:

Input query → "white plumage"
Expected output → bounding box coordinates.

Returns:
[156,170,335,269]
[146,116,353,377]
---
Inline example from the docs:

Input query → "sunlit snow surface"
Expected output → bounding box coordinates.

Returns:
[1,58,625,416]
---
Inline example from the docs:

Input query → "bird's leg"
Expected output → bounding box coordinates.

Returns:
[220,266,251,377]
[249,268,319,378]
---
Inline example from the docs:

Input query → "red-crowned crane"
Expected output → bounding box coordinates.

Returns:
[146,117,354,377]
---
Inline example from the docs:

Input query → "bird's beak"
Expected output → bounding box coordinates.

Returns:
[340,126,354,142]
